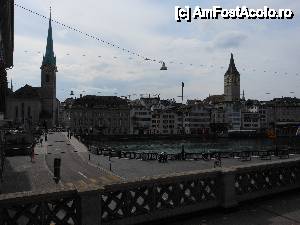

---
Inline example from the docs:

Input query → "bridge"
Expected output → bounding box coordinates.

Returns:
[0,144,299,224]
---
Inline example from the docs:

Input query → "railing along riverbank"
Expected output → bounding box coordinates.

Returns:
[88,145,300,162]
[1,157,300,225]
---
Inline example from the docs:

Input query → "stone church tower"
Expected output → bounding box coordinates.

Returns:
[40,9,58,127]
[224,53,240,101]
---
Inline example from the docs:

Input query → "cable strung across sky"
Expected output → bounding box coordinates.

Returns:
[14,3,300,77]
[14,3,163,64]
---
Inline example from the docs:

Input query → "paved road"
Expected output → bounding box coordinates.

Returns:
[44,132,121,187]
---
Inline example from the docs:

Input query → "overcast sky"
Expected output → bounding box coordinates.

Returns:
[8,0,300,102]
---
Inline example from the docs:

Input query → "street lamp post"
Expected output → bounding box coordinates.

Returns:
[177,82,185,135]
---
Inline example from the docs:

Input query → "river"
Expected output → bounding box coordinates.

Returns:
[95,137,300,154]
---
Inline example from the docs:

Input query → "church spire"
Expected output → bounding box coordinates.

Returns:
[42,7,56,66]
[226,53,238,75]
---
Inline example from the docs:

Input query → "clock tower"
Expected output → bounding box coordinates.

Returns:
[224,53,240,101]
[40,8,58,127]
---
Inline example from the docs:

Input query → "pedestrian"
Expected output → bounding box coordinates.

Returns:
[40,138,43,147]
[213,153,221,168]
[181,144,185,160]
[45,134,48,142]
[109,150,112,161]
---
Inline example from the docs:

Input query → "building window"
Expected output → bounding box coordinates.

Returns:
[46,74,50,82]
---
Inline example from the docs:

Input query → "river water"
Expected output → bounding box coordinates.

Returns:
[98,137,300,154]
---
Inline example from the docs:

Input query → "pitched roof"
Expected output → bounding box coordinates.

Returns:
[13,85,41,98]
[73,95,128,108]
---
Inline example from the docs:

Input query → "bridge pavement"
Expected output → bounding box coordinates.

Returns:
[1,133,300,225]
[0,132,121,194]
[1,132,299,194]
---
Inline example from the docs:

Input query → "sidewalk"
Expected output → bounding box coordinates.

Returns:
[62,132,88,153]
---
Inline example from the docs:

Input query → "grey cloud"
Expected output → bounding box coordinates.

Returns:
[214,31,248,49]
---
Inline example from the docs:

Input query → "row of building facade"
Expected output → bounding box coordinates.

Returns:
[60,95,300,137]
[59,53,299,137]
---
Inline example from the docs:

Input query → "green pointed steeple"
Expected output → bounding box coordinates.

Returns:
[42,7,56,66]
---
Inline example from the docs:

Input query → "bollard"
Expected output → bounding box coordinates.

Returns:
[54,158,61,183]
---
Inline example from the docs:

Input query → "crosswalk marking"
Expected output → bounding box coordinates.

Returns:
[78,171,88,179]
